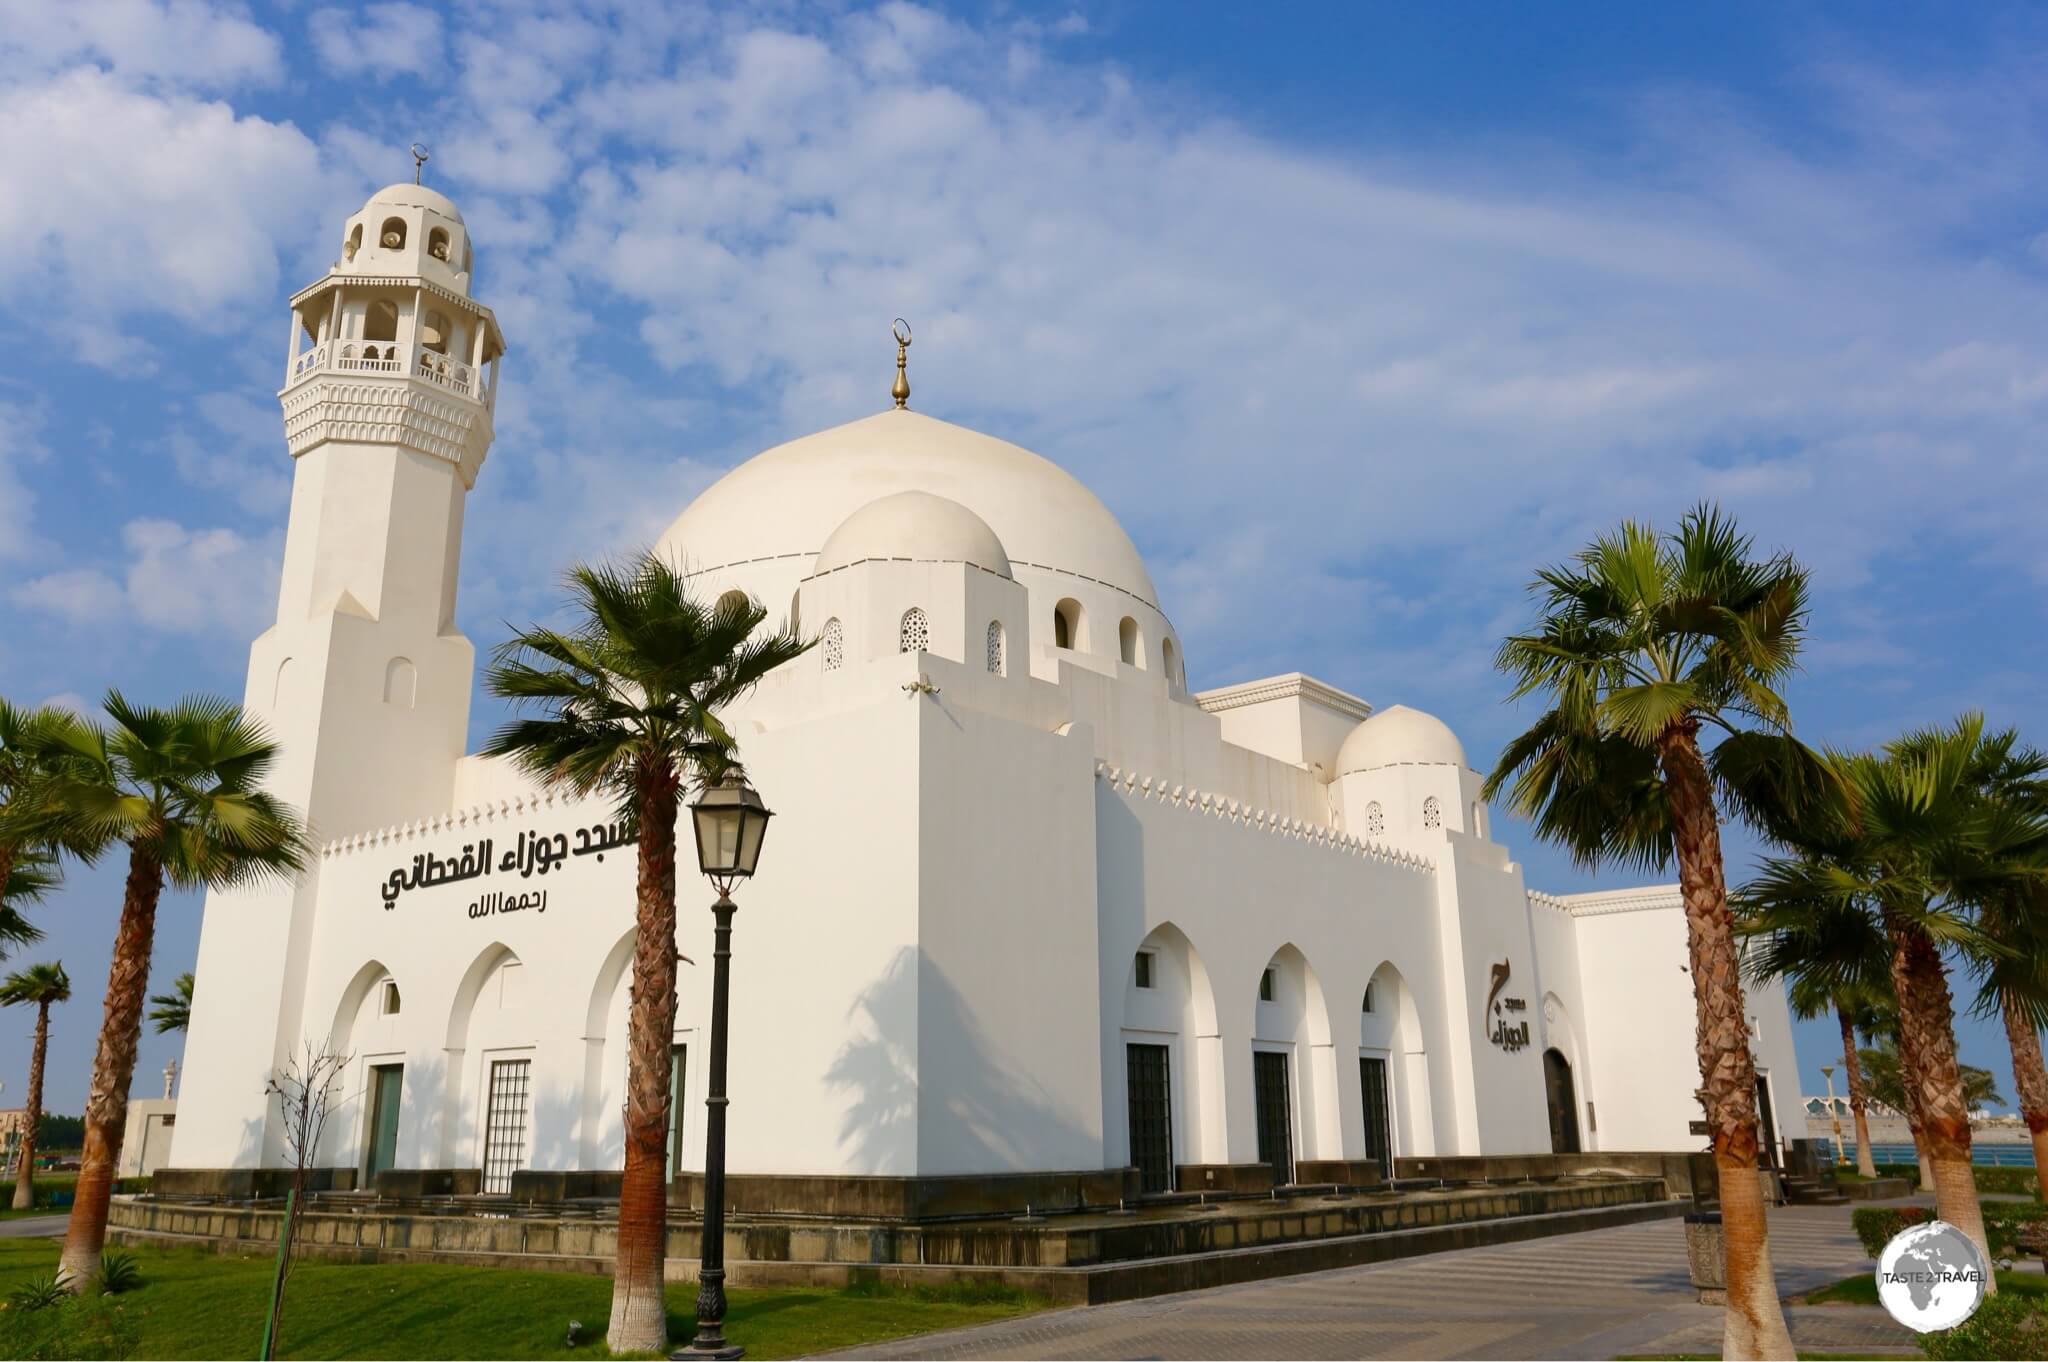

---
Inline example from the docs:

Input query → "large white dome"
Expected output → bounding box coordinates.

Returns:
[656,409,1159,610]
[1336,704,1469,775]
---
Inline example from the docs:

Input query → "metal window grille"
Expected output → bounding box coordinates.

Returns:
[822,618,844,672]
[482,1059,530,1194]
[1422,796,1442,829]
[1126,1044,1173,1194]
[1360,1056,1393,1178]
[1253,1050,1293,1186]
[986,620,1004,674]
[1366,801,1385,838]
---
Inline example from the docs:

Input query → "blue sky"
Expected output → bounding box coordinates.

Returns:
[2,1,2046,1123]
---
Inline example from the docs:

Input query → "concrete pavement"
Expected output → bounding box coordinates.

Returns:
[825,1205,1915,1360]
[0,1214,69,1238]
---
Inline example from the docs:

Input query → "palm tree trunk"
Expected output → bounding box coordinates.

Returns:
[607,766,681,1354]
[1656,720,1795,1361]
[1836,1005,1878,1179]
[1885,912,1993,1289]
[1999,993,2048,1201]
[12,1002,48,1211]
[58,846,163,1288]
[1897,1060,1932,1189]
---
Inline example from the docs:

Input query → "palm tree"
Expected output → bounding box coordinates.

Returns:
[1486,506,1825,1361]
[0,701,96,953]
[50,693,307,1289]
[1738,894,1887,1178]
[147,972,193,1034]
[1859,1035,2004,1116]
[0,962,69,1210]
[1741,715,2048,1283]
[1950,729,2048,1195]
[482,554,807,1354]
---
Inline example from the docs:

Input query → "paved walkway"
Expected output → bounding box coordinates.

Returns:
[0,1214,68,1239]
[827,1205,1914,1360]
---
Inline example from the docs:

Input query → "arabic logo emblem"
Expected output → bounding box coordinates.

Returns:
[1875,1219,1987,1333]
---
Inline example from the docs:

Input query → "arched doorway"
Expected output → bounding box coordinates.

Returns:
[1122,922,1224,1192]
[1543,1048,1581,1154]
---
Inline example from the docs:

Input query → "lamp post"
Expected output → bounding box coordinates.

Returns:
[1821,1065,1846,1167]
[676,771,773,1361]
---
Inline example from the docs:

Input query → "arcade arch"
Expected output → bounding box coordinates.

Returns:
[1118,922,1225,1190]
[1359,960,1435,1163]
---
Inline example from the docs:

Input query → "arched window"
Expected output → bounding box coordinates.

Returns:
[380,216,407,250]
[1422,796,1442,829]
[788,590,801,634]
[1053,598,1083,651]
[421,309,450,354]
[1119,616,1141,667]
[716,589,750,617]
[1362,981,1376,1014]
[899,607,930,654]
[1365,801,1385,838]
[364,299,399,344]
[985,620,1005,675]
[383,657,417,709]
[427,226,451,261]
[1161,636,1179,686]
[821,617,844,672]
[343,223,362,263]
[1471,801,1486,838]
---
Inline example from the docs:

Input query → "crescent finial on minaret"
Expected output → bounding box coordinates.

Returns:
[891,318,912,409]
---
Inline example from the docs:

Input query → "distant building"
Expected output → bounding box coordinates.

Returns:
[119,1062,179,1179]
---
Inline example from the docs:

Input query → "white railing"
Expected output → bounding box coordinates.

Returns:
[414,349,476,397]
[288,340,493,408]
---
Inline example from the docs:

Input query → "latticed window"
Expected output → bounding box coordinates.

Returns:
[986,620,1005,674]
[822,617,843,672]
[482,1058,530,1194]
[1422,796,1442,829]
[900,607,930,654]
[1365,801,1385,838]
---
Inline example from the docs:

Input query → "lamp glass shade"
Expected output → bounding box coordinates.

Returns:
[691,776,773,881]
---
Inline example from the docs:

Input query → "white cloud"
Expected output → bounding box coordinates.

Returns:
[163,391,292,515]
[308,3,444,78]
[0,0,281,90]
[8,519,278,639]
[0,404,47,562]
[0,68,324,335]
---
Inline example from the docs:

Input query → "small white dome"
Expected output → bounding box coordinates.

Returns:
[1336,704,1468,775]
[815,491,1013,579]
[362,182,464,225]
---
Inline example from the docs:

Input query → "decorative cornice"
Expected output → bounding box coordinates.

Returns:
[1095,760,1432,873]
[280,376,493,486]
[319,784,583,858]
[1529,886,1684,918]
[1195,673,1373,722]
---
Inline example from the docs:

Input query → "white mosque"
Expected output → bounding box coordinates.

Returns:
[169,181,1807,1205]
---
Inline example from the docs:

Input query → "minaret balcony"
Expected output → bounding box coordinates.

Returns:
[287,341,495,410]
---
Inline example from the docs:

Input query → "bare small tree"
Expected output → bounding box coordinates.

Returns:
[261,1041,351,1361]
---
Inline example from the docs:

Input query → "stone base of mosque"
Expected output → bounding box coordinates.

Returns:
[114,1163,1683,1304]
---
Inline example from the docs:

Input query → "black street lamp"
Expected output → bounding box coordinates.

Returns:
[675,771,773,1360]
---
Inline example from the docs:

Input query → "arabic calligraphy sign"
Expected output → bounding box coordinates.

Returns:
[1481,957,1531,1053]
[377,818,637,919]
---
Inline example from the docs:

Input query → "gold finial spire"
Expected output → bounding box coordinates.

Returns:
[891,318,912,409]
[410,142,430,185]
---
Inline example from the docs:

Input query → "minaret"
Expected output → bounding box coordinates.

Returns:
[261,175,506,833]
[173,172,506,1170]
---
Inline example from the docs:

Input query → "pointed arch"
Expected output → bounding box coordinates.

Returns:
[330,958,396,1054]
[1121,921,1227,1177]
[1361,960,1435,1159]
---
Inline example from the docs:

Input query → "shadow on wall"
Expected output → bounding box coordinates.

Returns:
[826,945,1093,1176]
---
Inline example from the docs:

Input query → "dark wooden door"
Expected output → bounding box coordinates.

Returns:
[1360,1056,1393,1178]
[1253,1050,1294,1186]
[1543,1048,1581,1154]
[1125,1043,1173,1194]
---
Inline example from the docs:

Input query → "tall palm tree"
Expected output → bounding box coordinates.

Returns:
[1486,506,1824,1361]
[1742,715,2047,1283]
[1858,1034,2005,1115]
[1950,728,2048,1195]
[0,962,69,1210]
[50,693,307,1289]
[147,972,193,1034]
[1738,895,1887,1178]
[482,554,807,1355]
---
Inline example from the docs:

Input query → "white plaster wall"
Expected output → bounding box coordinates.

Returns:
[1569,891,1806,1155]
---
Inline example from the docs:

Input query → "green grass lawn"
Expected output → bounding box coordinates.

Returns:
[0,1238,1047,1360]
[1798,1267,2048,1308]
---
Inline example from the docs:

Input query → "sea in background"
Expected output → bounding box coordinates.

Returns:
[1820,1139,2036,1167]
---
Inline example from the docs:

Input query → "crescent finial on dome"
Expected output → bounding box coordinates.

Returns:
[891,318,912,409]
